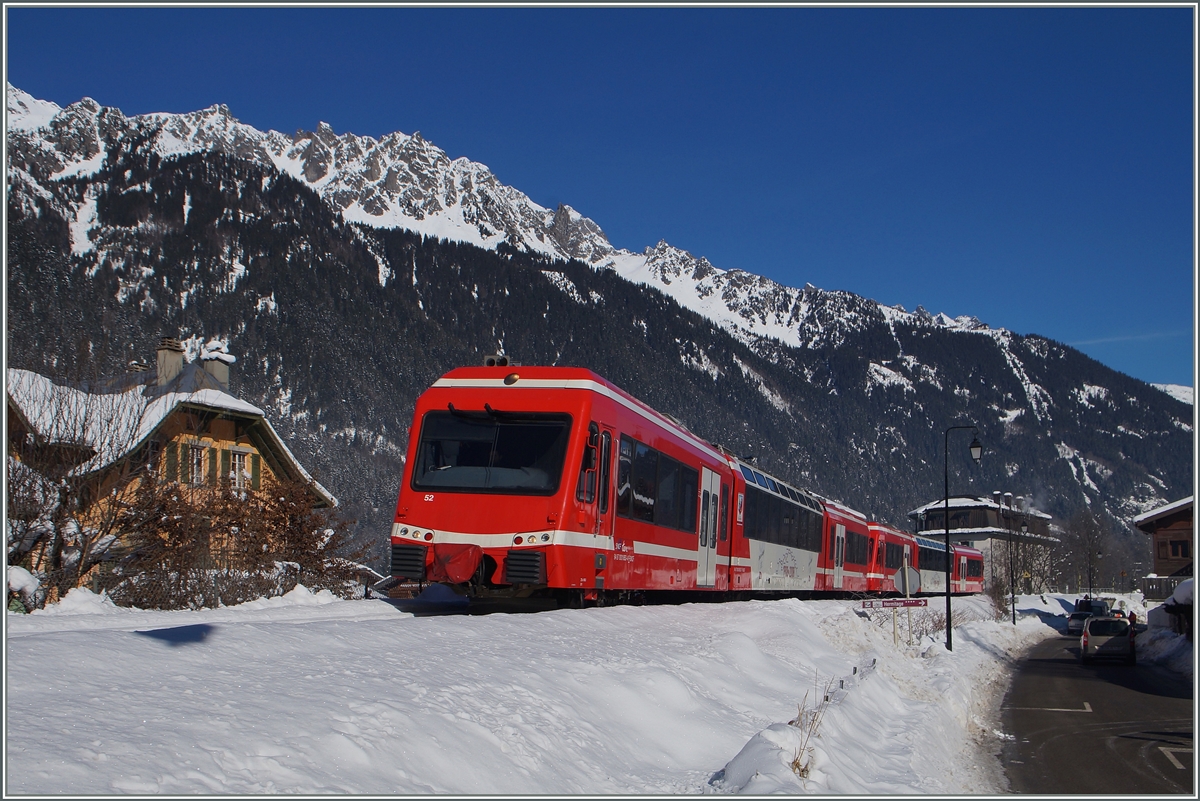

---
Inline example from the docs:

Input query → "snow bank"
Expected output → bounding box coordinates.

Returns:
[6,565,40,601]
[6,592,1062,795]
[1169,577,1193,606]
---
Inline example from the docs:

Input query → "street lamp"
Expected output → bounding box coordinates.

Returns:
[944,425,982,652]
[1015,519,1027,625]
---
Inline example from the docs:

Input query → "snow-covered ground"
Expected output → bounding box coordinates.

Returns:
[4,586,1184,795]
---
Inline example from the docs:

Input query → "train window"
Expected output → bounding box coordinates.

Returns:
[742,486,821,552]
[630,441,658,523]
[740,465,756,483]
[966,559,984,578]
[598,432,612,514]
[753,470,770,489]
[918,544,947,574]
[616,435,698,533]
[845,531,869,565]
[411,411,571,495]
[575,424,599,504]
[766,477,779,493]
[616,436,633,516]
[719,484,729,541]
[680,465,698,532]
[656,456,680,528]
[885,542,904,570]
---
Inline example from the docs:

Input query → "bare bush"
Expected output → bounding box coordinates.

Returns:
[98,471,367,610]
[6,368,152,606]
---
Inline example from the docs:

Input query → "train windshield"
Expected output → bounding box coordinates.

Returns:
[411,410,572,495]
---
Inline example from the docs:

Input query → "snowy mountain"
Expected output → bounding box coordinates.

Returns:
[6,84,1193,563]
[1153,384,1193,405]
[6,84,991,350]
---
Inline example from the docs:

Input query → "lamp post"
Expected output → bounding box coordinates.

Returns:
[1016,520,1027,624]
[944,425,982,652]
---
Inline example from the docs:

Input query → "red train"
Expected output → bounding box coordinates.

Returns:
[389,365,984,606]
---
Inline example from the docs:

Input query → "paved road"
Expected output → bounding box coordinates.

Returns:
[1001,626,1194,795]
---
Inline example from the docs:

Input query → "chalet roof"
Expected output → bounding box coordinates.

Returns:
[1133,496,1193,531]
[906,494,1053,520]
[6,366,335,507]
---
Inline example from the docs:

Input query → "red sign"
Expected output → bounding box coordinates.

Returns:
[862,598,929,609]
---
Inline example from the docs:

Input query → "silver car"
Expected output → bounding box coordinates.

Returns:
[1080,616,1135,665]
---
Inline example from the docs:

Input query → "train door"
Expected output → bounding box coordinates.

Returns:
[833,524,846,589]
[595,428,615,542]
[579,424,615,590]
[697,468,720,588]
[957,554,967,593]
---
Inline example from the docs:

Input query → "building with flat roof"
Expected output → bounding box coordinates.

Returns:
[908,493,1058,592]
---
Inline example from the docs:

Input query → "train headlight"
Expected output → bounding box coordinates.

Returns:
[398,527,409,537]
[514,535,524,545]
[541,533,550,542]
[424,532,433,541]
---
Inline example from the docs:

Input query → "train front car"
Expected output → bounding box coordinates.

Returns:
[389,365,740,607]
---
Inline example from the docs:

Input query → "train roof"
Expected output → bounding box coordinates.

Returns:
[430,365,732,464]
[914,535,950,551]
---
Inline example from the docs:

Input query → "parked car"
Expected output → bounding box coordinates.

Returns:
[1073,598,1109,616]
[1067,611,1093,636]
[1080,616,1135,665]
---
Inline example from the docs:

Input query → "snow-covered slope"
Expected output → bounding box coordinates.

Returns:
[8,586,1084,795]
[6,83,991,352]
[1153,383,1193,405]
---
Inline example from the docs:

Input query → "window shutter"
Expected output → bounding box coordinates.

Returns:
[164,442,178,482]
[221,449,230,482]
[181,446,191,484]
[208,447,218,485]
[251,454,260,490]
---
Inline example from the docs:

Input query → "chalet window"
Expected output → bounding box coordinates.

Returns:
[1170,540,1190,559]
[188,445,206,486]
[231,451,249,490]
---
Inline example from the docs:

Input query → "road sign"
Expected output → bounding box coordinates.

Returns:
[863,598,928,609]
[894,566,921,595]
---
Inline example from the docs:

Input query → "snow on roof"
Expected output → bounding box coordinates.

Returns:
[5,368,332,504]
[907,495,1052,519]
[200,339,237,364]
[1133,496,1194,526]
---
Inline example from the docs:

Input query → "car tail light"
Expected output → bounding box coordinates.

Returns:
[1082,631,1088,649]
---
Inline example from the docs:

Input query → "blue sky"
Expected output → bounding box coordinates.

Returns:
[6,6,1195,387]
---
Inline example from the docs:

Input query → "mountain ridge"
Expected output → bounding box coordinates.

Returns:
[6,84,1193,570]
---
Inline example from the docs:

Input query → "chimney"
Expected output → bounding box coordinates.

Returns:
[156,337,185,386]
[200,339,236,387]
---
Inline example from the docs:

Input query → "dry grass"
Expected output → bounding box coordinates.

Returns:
[787,677,837,778]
